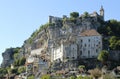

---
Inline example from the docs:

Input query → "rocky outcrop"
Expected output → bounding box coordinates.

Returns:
[1,48,14,68]
[1,8,105,67]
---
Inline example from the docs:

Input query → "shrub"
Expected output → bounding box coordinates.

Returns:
[103,73,115,79]
[41,74,51,79]
[89,68,102,79]
[28,75,35,79]
[70,12,79,18]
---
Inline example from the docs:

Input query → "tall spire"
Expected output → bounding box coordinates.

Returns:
[100,5,104,20]
[100,5,104,11]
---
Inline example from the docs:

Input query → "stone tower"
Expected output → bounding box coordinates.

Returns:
[100,6,104,20]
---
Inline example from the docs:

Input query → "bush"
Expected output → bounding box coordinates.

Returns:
[70,12,79,18]
[89,68,102,79]
[83,12,89,18]
[28,75,35,79]
[77,76,92,79]
[103,73,115,79]
[0,68,7,77]
[70,76,76,79]
[97,50,109,64]
[13,57,26,66]
[41,74,51,79]
[18,66,26,74]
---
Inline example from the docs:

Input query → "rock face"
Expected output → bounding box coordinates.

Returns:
[20,8,104,61]
[1,6,105,67]
[1,48,14,68]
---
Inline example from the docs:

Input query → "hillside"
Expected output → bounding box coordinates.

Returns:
[0,9,120,78]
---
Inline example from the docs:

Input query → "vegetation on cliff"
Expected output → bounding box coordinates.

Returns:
[0,10,120,78]
[98,19,120,50]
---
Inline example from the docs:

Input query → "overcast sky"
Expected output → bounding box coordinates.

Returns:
[0,0,120,64]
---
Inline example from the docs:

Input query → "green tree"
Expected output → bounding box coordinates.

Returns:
[109,36,120,50]
[98,50,109,65]
[13,59,19,66]
[19,57,26,66]
[70,12,79,18]
[14,53,19,60]
[83,12,89,18]
[0,68,7,77]
[18,66,26,74]
[13,57,26,66]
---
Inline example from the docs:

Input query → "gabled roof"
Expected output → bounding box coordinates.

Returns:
[80,29,101,36]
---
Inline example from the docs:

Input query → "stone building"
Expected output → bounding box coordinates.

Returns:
[50,29,102,62]
[77,29,102,59]
[51,42,78,62]
[25,6,104,71]
[26,55,49,74]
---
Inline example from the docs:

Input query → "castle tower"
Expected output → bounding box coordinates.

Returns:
[100,6,104,20]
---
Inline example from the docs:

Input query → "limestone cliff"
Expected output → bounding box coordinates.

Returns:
[1,10,104,67]
[1,48,15,68]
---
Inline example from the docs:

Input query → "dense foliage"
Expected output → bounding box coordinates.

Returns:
[18,66,26,74]
[70,12,79,18]
[83,12,89,18]
[13,57,26,66]
[98,50,109,64]
[98,19,120,36]
[0,68,7,77]
[98,19,120,50]
[109,36,120,50]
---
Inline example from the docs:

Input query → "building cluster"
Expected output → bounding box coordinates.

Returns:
[25,6,104,74]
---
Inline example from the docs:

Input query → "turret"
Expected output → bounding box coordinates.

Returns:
[100,6,104,20]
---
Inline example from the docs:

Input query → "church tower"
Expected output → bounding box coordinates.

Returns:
[100,6,104,20]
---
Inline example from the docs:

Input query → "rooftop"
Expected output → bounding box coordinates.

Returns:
[80,29,101,36]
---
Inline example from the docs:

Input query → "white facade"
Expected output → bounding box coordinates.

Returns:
[77,35,102,58]
[51,46,63,62]
[50,29,102,62]
[63,43,77,60]
[51,43,78,62]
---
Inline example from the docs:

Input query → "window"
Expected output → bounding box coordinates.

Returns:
[80,51,82,55]
[89,44,90,47]
[85,44,86,47]
[99,42,100,44]
[81,39,83,43]
[96,49,98,53]
[88,50,90,53]
[96,45,98,47]
[67,57,69,59]
[88,50,90,57]
[88,39,90,42]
